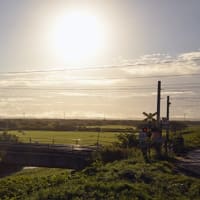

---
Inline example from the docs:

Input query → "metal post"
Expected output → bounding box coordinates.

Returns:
[167,96,170,121]
[157,81,161,127]
[165,96,171,155]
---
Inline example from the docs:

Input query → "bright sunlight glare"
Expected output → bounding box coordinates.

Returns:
[53,11,106,65]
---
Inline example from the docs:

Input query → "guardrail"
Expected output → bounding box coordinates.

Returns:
[0,141,97,149]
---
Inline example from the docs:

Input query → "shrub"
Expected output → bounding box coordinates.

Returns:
[98,146,131,162]
[0,131,18,143]
[116,132,138,148]
[171,134,185,154]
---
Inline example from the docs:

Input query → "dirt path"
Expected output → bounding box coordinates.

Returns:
[176,149,200,177]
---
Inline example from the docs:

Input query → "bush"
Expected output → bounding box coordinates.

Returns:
[171,134,185,154]
[0,131,18,143]
[116,133,138,148]
[97,146,134,163]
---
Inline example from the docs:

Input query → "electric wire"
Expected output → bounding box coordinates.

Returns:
[0,65,200,78]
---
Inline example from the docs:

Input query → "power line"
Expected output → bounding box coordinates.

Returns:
[0,64,142,75]
[172,97,200,100]
[163,83,200,86]
[0,84,199,90]
[0,65,200,77]
[173,104,200,107]
[165,86,200,89]
[0,87,156,91]
[1,73,200,80]
[0,85,197,89]
[0,78,199,87]
[0,94,154,100]
[1,78,200,85]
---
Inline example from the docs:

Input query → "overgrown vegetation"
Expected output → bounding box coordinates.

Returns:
[166,123,200,152]
[116,132,138,148]
[96,146,143,163]
[0,131,19,163]
[0,131,18,143]
[0,121,199,199]
[0,158,199,200]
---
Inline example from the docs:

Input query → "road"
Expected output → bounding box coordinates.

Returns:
[176,149,200,177]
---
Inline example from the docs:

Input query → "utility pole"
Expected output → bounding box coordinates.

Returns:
[166,96,170,121]
[165,96,171,155]
[157,80,161,127]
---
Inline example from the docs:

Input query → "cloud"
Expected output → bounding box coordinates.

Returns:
[0,97,34,102]
[161,91,195,96]
[178,51,200,63]
[121,51,200,76]
[0,50,200,119]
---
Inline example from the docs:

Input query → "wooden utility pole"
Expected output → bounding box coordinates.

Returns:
[166,96,170,121]
[165,96,171,155]
[157,81,161,127]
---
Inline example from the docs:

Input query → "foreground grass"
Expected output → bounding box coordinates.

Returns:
[0,156,199,200]
[8,130,118,146]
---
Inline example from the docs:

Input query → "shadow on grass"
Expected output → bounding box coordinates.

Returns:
[0,162,23,178]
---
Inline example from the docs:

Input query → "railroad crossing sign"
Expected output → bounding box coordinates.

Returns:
[143,112,157,122]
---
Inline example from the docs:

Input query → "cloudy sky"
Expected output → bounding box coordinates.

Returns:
[0,0,200,120]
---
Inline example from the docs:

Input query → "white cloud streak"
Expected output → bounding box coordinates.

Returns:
[0,50,200,119]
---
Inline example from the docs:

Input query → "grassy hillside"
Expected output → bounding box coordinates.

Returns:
[0,158,199,200]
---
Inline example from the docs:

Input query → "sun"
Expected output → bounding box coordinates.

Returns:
[53,11,105,65]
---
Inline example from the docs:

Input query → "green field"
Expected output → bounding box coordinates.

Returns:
[86,125,135,128]
[182,125,200,149]
[9,130,119,146]
[7,124,200,148]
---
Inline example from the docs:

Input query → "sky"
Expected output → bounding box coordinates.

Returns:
[0,0,200,120]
